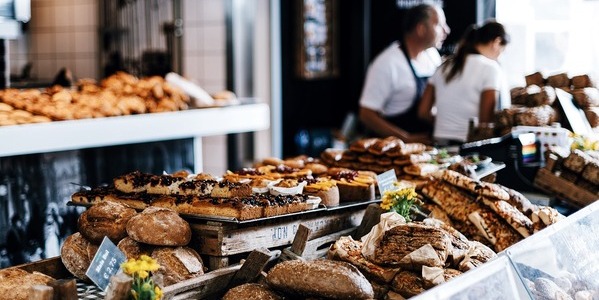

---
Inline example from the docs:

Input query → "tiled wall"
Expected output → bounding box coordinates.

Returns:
[9,0,230,175]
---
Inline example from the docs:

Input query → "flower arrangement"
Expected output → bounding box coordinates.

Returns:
[380,183,418,221]
[121,255,163,300]
[570,133,599,151]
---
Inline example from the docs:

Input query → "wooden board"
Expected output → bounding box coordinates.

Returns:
[191,207,365,257]
[534,168,598,207]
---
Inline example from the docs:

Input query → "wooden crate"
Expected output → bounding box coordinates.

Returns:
[190,204,368,270]
[534,168,598,208]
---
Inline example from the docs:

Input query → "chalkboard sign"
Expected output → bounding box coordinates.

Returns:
[376,169,398,195]
[86,237,127,291]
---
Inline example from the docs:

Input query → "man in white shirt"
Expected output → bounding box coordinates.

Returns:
[359,3,449,144]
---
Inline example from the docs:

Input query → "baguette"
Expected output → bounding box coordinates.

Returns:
[266,260,374,299]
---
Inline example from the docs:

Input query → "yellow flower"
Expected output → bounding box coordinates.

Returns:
[131,290,138,300]
[142,282,152,291]
[155,286,163,300]
[138,270,149,279]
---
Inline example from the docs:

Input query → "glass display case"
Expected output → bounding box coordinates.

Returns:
[413,200,599,299]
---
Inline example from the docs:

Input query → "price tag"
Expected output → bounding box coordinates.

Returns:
[86,237,126,291]
[376,169,398,195]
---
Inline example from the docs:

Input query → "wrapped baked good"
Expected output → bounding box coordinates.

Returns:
[126,206,191,246]
[78,200,137,244]
[391,271,425,298]
[266,260,374,299]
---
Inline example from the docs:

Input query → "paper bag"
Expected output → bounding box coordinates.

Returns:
[361,211,406,260]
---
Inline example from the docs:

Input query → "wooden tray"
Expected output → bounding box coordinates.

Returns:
[533,168,598,208]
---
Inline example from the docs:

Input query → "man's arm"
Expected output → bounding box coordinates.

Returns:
[359,107,431,144]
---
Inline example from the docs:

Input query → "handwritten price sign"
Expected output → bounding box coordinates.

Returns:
[86,237,127,291]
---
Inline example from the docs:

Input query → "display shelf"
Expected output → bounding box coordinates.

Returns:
[0,102,270,172]
[414,199,599,299]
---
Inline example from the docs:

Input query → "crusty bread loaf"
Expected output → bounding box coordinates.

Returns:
[391,271,425,298]
[0,269,54,300]
[117,237,152,260]
[571,74,594,89]
[151,246,205,287]
[60,232,99,280]
[222,283,282,300]
[525,72,545,87]
[126,207,191,246]
[582,160,599,184]
[546,73,570,87]
[572,88,599,108]
[78,201,137,244]
[266,260,374,299]
[563,149,592,173]
[585,107,599,128]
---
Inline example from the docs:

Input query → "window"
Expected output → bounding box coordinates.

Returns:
[497,0,599,87]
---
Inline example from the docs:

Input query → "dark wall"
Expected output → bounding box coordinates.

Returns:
[280,0,368,157]
[280,0,478,157]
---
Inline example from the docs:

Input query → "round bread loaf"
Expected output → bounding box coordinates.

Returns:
[78,201,137,244]
[266,259,374,299]
[60,232,99,280]
[151,246,205,287]
[117,237,152,260]
[222,283,282,300]
[126,207,191,246]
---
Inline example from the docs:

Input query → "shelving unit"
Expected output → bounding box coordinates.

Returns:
[0,103,270,172]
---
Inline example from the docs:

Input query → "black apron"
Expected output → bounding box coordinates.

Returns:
[384,43,433,134]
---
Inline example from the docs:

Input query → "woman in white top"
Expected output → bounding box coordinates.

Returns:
[418,20,510,144]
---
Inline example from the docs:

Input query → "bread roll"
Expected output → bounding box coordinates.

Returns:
[222,283,282,300]
[126,207,191,246]
[60,232,99,280]
[266,259,374,299]
[571,74,594,89]
[151,246,205,287]
[78,200,137,244]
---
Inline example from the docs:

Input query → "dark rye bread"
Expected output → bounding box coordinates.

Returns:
[126,207,191,246]
[60,232,99,280]
[78,200,137,244]
[222,283,282,300]
[151,246,205,287]
[266,260,374,299]
[372,222,452,266]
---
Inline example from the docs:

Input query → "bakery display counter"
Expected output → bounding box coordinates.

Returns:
[413,198,599,299]
[0,102,269,172]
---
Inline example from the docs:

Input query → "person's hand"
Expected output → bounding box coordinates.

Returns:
[406,132,432,145]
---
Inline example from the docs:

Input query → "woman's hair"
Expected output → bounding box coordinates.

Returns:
[441,20,509,83]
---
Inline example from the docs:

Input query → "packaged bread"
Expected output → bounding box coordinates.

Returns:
[78,201,137,244]
[266,259,374,299]
[126,207,191,246]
